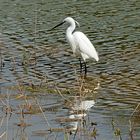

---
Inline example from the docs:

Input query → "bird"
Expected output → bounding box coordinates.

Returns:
[50,17,99,75]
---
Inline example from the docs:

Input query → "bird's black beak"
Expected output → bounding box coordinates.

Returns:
[49,21,65,31]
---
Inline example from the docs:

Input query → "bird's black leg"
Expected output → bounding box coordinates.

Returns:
[84,61,87,75]
[79,58,82,73]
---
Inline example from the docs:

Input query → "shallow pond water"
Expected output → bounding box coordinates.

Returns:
[0,0,140,140]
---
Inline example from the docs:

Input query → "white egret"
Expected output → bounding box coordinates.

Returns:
[50,17,99,75]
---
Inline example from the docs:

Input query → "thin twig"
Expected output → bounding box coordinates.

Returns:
[6,90,11,140]
[36,98,50,127]
[130,103,140,118]
[0,131,6,138]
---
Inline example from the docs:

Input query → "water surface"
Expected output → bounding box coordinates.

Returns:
[0,0,140,139]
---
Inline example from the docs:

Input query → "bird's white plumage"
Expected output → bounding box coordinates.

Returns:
[73,31,99,62]
[64,17,99,62]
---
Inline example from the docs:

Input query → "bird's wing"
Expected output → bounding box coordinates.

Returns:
[73,31,99,61]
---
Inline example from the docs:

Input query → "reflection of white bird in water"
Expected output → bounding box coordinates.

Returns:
[72,100,95,111]
[50,17,99,75]
[68,100,95,131]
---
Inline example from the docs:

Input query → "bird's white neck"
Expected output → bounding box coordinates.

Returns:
[66,21,76,35]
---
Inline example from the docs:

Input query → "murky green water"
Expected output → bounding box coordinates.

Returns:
[0,0,140,140]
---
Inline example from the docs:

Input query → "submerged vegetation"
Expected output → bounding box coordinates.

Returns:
[0,77,98,139]
[0,75,140,140]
